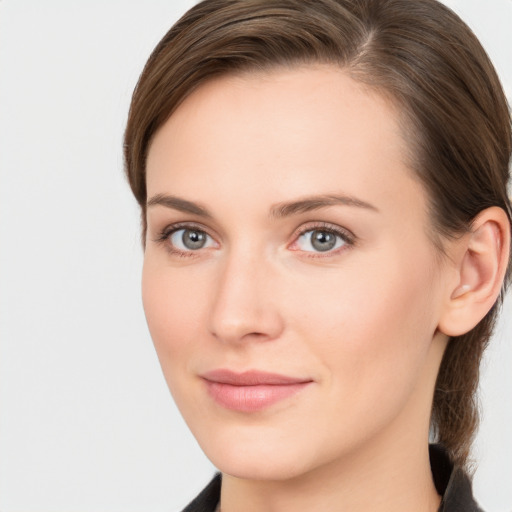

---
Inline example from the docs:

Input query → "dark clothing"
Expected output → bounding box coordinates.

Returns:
[429,445,483,512]
[182,444,483,512]
[182,475,221,512]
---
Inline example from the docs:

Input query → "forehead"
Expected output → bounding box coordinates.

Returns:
[151,64,407,154]
[146,64,424,219]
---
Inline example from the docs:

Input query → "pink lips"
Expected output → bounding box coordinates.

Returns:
[201,369,313,412]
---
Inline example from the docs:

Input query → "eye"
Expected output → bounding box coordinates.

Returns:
[168,228,215,251]
[294,228,350,253]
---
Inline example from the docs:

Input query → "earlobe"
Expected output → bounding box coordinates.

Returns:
[439,207,510,337]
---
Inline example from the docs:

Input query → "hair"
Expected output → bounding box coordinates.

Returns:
[124,0,512,469]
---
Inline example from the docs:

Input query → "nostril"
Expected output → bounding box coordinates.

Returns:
[209,310,284,345]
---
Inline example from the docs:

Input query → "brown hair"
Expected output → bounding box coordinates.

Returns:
[124,0,512,469]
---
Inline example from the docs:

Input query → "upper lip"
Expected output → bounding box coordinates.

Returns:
[201,369,312,386]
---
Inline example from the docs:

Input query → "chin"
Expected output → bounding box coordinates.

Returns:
[193,423,324,482]
[211,450,310,481]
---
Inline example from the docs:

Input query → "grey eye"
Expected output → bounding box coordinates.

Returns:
[311,230,337,251]
[296,229,346,253]
[170,228,213,251]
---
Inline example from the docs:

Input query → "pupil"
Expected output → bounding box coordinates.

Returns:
[183,230,206,250]
[312,230,336,252]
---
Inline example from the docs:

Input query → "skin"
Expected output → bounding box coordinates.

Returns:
[143,65,456,512]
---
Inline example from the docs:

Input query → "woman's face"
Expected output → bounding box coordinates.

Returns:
[143,66,450,480]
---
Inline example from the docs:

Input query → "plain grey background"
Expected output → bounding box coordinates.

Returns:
[0,1,510,511]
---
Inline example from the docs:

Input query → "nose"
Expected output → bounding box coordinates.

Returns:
[207,249,285,345]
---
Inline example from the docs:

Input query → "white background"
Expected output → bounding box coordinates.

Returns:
[0,1,510,511]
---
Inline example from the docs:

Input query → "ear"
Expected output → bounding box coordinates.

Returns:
[438,206,510,337]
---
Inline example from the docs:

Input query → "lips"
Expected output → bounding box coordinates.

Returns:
[201,369,313,412]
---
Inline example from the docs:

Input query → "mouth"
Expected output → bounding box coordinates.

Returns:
[201,369,313,412]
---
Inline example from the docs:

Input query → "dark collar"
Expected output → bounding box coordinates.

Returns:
[182,445,483,512]
[181,473,221,512]
[430,444,484,512]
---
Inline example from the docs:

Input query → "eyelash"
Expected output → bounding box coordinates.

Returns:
[155,222,215,258]
[289,222,355,258]
[154,221,356,258]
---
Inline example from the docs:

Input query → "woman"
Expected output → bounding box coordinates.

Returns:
[124,0,511,510]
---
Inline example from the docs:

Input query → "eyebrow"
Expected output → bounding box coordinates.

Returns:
[147,193,212,218]
[146,193,378,218]
[269,194,378,218]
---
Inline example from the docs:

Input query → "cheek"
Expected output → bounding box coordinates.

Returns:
[292,246,436,342]
[289,246,440,413]
[141,257,218,431]
[141,258,205,370]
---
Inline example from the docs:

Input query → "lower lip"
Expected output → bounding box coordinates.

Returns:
[204,381,311,412]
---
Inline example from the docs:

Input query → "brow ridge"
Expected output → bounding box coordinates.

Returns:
[146,193,212,218]
[146,193,377,219]
[270,194,378,218]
